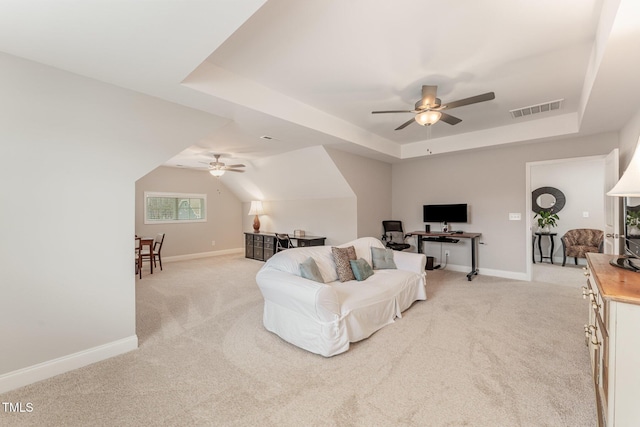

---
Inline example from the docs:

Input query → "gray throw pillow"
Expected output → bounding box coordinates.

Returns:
[331,246,357,282]
[299,257,324,283]
[350,258,374,281]
[371,247,397,269]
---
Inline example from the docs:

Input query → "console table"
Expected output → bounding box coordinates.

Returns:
[584,253,640,426]
[244,232,326,261]
[534,232,557,264]
[407,231,481,281]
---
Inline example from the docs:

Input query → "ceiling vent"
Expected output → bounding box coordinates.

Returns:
[509,99,564,119]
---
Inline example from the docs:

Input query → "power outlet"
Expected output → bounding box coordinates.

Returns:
[445,250,450,257]
[211,240,216,246]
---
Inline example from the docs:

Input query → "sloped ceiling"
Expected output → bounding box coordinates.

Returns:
[215,145,355,202]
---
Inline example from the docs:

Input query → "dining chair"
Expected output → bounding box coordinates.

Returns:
[152,233,165,271]
[276,233,295,252]
[135,237,142,279]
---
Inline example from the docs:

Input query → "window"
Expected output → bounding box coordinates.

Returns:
[144,192,206,224]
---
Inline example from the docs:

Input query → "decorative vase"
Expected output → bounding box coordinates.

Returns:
[540,225,550,233]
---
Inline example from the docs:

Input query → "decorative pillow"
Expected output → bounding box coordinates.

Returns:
[299,257,324,283]
[371,247,397,269]
[331,246,357,282]
[350,258,374,281]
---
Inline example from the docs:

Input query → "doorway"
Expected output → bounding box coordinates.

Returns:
[525,154,611,282]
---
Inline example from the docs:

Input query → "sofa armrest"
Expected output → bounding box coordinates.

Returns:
[393,250,426,274]
[256,269,340,323]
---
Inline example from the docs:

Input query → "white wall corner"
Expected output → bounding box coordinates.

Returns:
[0,336,138,394]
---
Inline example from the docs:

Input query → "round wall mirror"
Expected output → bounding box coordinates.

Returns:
[532,187,566,214]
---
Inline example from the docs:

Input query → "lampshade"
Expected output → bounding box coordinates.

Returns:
[248,201,264,216]
[608,138,640,197]
[607,163,640,196]
[209,169,225,177]
[415,110,442,126]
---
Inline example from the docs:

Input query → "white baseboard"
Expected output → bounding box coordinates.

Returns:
[164,248,244,263]
[0,335,138,394]
[439,263,528,281]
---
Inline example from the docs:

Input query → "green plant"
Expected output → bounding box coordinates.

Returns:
[534,210,559,229]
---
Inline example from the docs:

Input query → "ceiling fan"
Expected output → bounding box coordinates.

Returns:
[372,85,495,130]
[205,154,245,177]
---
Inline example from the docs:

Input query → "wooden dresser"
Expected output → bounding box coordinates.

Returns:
[584,253,640,427]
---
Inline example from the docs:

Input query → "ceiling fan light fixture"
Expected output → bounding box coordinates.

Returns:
[415,110,442,126]
[209,169,225,177]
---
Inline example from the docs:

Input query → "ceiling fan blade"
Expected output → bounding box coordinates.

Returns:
[420,85,438,108]
[225,169,245,173]
[441,92,495,110]
[226,164,245,168]
[439,112,462,125]
[372,110,414,114]
[395,118,416,130]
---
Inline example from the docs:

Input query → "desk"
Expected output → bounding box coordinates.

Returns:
[534,232,557,264]
[407,231,482,281]
[289,235,326,248]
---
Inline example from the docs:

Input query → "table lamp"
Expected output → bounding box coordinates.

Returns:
[248,201,264,233]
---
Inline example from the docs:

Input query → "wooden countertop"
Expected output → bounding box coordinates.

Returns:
[587,253,640,305]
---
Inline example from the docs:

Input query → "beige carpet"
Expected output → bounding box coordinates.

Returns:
[1,254,596,426]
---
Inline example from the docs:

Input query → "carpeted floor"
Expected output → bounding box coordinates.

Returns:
[0,254,595,426]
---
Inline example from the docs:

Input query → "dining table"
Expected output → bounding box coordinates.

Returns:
[137,236,155,274]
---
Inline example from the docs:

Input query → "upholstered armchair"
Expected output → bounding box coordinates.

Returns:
[561,229,604,266]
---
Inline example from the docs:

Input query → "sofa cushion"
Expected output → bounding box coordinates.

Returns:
[371,247,397,269]
[332,246,357,282]
[299,257,324,283]
[350,258,374,281]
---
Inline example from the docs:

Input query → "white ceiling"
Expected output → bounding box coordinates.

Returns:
[1,0,640,170]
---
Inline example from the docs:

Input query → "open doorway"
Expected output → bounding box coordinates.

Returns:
[525,154,610,283]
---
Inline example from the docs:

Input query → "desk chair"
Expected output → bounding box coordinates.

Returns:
[382,220,411,251]
[276,233,295,252]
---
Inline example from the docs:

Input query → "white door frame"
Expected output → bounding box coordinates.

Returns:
[525,154,608,281]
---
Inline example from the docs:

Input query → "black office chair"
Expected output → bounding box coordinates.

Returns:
[382,220,411,251]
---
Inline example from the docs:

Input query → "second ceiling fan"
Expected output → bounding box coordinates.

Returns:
[372,85,495,130]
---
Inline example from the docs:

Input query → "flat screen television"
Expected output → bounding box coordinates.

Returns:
[423,203,468,223]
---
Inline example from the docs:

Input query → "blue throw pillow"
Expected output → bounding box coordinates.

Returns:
[299,257,324,283]
[371,247,397,270]
[350,258,374,281]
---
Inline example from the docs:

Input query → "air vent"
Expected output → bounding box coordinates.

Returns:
[510,99,564,119]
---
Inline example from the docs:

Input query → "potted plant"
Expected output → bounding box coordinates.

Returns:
[534,210,559,233]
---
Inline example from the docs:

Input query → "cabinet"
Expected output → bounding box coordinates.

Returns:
[245,232,276,261]
[584,253,640,427]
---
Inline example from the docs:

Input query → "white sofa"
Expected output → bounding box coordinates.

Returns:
[255,237,427,357]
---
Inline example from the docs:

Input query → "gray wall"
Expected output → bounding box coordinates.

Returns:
[392,132,619,278]
[326,148,392,239]
[135,166,243,258]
